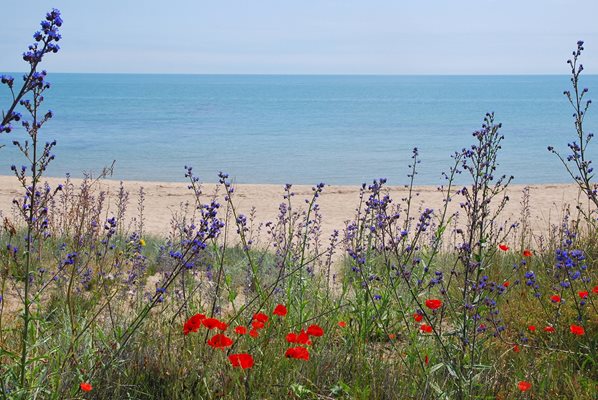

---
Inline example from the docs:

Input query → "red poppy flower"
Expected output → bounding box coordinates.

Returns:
[286,332,298,343]
[338,321,347,328]
[544,326,555,333]
[183,313,206,335]
[252,320,265,330]
[523,249,532,257]
[528,325,536,332]
[80,382,92,392]
[228,353,254,369]
[388,333,396,340]
[513,345,520,353]
[424,354,429,365]
[550,295,561,303]
[235,326,248,335]
[517,381,532,392]
[502,281,510,288]
[202,318,223,330]
[253,313,269,323]
[273,304,287,317]
[499,244,509,251]
[297,330,311,345]
[570,324,585,336]
[192,313,206,322]
[593,285,598,294]
[217,321,228,331]
[183,325,194,336]
[425,299,442,310]
[578,291,589,299]
[285,346,310,360]
[413,313,423,322]
[420,324,433,333]
[306,324,324,337]
[207,333,233,349]
[249,329,259,338]
[286,330,312,345]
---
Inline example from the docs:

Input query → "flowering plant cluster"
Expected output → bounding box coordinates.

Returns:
[182,303,326,368]
[1,8,62,135]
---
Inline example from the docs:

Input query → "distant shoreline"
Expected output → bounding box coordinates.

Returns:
[2,71,598,77]
[0,175,583,239]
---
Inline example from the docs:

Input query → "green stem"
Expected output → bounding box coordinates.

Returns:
[19,92,40,390]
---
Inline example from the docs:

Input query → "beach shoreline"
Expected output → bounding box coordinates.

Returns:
[0,175,583,240]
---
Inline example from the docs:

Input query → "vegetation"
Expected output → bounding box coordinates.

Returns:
[0,9,596,400]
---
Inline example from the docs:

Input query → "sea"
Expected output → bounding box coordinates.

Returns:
[0,74,597,186]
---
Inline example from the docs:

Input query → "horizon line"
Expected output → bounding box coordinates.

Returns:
[1,71,597,77]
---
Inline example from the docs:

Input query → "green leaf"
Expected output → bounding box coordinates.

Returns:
[430,362,445,374]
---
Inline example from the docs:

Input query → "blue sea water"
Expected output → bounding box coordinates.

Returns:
[0,74,597,185]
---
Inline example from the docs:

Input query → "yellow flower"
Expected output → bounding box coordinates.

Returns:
[139,239,146,247]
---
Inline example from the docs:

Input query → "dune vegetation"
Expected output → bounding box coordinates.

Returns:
[0,9,596,399]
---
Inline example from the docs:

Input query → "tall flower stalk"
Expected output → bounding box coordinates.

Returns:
[0,9,64,393]
[549,40,597,213]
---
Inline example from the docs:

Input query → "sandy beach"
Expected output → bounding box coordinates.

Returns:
[0,175,585,241]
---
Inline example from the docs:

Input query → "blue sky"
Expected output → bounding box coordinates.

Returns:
[2,0,598,74]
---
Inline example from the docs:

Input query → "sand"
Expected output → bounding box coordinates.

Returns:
[0,175,586,242]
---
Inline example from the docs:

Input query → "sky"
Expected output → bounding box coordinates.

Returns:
[1,0,598,74]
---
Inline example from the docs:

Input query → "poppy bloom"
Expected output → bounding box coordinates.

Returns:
[285,346,310,360]
[183,324,194,336]
[550,295,561,303]
[413,313,423,322]
[578,291,589,299]
[80,382,92,392]
[425,299,442,310]
[523,249,532,257]
[513,345,520,353]
[338,321,347,328]
[570,324,585,336]
[502,281,510,288]
[306,324,324,337]
[544,326,555,333]
[420,324,433,333]
[517,381,532,392]
[183,313,206,335]
[424,354,429,365]
[235,326,248,335]
[253,313,269,323]
[228,353,254,369]
[207,333,233,349]
[388,333,396,340]
[528,325,536,332]
[499,244,509,251]
[249,329,259,338]
[297,331,312,345]
[287,330,312,345]
[593,285,598,294]
[273,304,287,317]
[201,318,226,331]
[217,321,228,331]
[286,332,298,343]
[252,320,265,330]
